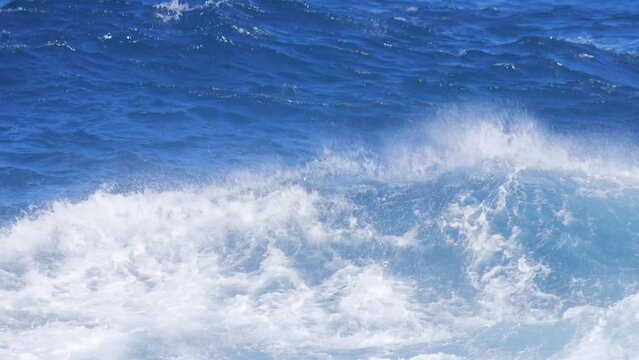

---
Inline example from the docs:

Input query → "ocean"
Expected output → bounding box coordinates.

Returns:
[1,0,639,359]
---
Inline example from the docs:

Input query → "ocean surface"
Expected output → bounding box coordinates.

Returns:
[1,0,639,359]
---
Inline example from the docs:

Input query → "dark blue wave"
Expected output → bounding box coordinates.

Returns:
[1,0,638,216]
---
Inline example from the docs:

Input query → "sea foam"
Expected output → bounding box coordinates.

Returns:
[1,109,639,359]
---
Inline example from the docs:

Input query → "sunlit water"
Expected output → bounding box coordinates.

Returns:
[1,0,639,359]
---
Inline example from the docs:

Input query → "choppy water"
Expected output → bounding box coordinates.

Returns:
[1,0,639,359]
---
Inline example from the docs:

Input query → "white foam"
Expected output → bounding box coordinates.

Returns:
[310,105,639,184]
[2,105,639,358]
[563,35,639,56]
[371,354,463,360]
[554,293,639,360]
[0,182,448,358]
[154,0,190,21]
[0,171,576,358]
[439,172,561,324]
[421,110,633,176]
[409,354,464,360]
[153,0,226,22]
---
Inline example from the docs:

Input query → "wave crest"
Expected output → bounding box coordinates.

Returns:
[2,107,639,358]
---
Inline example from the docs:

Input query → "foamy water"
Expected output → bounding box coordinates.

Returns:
[2,0,639,358]
[2,112,639,359]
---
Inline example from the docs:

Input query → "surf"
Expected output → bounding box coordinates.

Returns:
[2,108,639,359]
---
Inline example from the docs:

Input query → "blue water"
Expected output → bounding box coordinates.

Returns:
[1,0,639,359]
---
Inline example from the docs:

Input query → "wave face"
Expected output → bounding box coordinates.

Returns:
[2,114,639,359]
[2,0,639,359]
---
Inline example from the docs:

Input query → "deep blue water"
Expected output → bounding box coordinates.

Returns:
[1,0,639,359]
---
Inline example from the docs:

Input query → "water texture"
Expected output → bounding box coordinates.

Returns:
[1,0,639,359]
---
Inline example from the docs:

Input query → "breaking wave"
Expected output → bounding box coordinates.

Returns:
[2,108,639,359]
